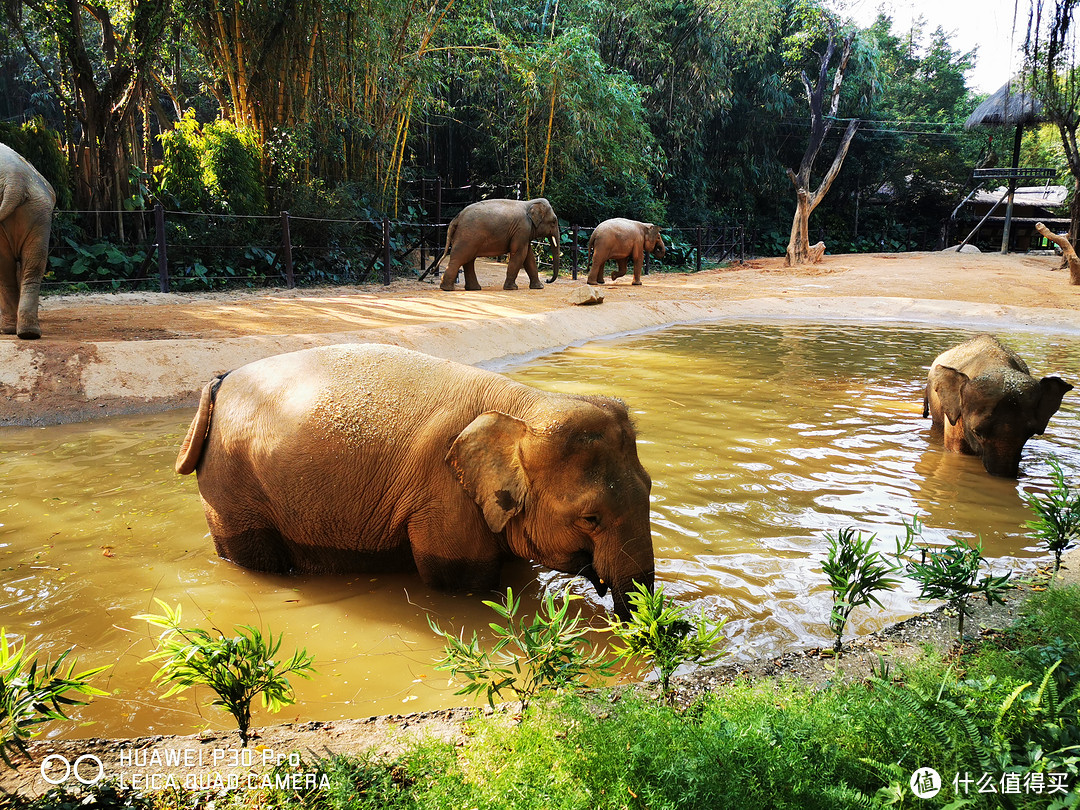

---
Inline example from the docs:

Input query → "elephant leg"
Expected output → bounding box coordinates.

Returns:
[15,221,51,339]
[211,525,295,574]
[0,254,17,335]
[523,248,543,290]
[631,254,643,285]
[503,247,527,290]
[463,260,482,291]
[587,256,605,285]
[440,252,465,291]
[406,509,502,591]
[611,258,629,281]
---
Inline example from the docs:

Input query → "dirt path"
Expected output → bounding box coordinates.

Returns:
[4,251,1080,425]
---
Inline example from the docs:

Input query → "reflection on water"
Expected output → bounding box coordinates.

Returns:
[1,323,1078,738]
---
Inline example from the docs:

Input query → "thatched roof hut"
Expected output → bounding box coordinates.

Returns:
[965,77,1044,129]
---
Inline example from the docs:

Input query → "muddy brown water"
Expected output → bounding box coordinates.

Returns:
[2,322,1078,739]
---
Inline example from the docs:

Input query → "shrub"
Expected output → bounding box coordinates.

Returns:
[1024,456,1080,577]
[608,581,728,701]
[903,519,1016,641]
[822,527,905,654]
[135,600,315,746]
[0,628,108,767]
[429,587,609,712]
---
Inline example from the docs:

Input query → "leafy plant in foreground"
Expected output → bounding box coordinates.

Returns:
[903,519,1016,641]
[428,587,609,712]
[135,600,315,746]
[1024,456,1080,577]
[822,527,905,654]
[0,628,108,767]
[608,581,728,702]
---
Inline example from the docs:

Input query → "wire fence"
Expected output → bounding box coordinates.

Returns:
[43,202,745,294]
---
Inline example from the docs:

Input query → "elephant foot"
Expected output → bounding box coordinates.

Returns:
[529,281,544,290]
[631,281,642,286]
[1,324,15,335]
[502,282,519,291]
[16,320,40,339]
[439,282,456,291]
[587,278,604,286]
[611,271,626,281]
[465,282,483,291]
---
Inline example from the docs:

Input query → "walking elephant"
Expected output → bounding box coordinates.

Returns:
[585,218,665,286]
[0,143,56,339]
[923,334,1072,477]
[175,344,654,619]
[438,198,561,291]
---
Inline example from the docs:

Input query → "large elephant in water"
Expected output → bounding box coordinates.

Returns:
[923,334,1072,477]
[176,344,653,618]
[584,218,665,286]
[0,143,56,339]
[438,198,561,291]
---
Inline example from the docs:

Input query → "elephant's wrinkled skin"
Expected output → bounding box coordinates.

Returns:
[923,334,1072,477]
[176,344,654,618]
[438,198,561,291]
[585,218,665,286]
[0,143,56,339]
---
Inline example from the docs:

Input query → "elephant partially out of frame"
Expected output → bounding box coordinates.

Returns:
[175,343,654,619]
[1,143,56,339]
[438,198,561,291]
[585,218,665,286]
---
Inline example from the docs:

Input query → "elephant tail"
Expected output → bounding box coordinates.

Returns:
[0,178,27,226]
[175,372,229,475]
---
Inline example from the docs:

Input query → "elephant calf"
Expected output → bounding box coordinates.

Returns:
[923,334,1072,477]
[176,344,654,618]
[586,218,665,286]
[0,143,56,339]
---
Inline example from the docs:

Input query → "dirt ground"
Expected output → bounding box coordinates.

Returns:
[2,249,1080,799]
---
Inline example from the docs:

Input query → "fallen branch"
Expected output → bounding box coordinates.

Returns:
[1035,222,1080,285]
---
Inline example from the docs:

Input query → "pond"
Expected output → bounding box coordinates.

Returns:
[2,322,1078,739]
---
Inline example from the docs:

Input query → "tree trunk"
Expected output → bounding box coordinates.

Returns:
[1035,221,1080,284]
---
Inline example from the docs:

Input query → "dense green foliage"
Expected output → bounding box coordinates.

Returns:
[1,0,1002,266]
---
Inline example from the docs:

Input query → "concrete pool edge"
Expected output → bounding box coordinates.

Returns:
[4,295,1080,426]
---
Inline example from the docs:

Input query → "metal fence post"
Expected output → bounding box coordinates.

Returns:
[696,227,703,273]
[571,224,579,280]
[280,211,294,289]
[382,218,392,285]
[155,204,169,293]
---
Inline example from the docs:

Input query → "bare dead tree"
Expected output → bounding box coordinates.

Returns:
[785,28,860,266]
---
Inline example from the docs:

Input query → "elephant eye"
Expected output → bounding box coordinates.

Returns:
[580,514,601,530]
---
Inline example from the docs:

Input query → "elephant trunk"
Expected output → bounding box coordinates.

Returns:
[612,569,654,622]
[546,235,561,283]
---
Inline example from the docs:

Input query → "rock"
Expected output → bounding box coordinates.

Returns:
[943,244,981,253]
[568,286,604,306]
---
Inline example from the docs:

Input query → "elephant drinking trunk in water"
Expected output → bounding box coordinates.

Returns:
[175,344,653,619]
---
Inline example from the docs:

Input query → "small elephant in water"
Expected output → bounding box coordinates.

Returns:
[438,198,561,291]
[175,344,654,619]
[0,143,56,339]
[923,334,1072,477]
[585,218,665,286]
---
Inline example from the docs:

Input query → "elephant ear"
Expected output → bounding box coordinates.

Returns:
[1034,376,1073,434]
[446,411,528,533]
[526,200,547,230]
[931,365,968,425]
